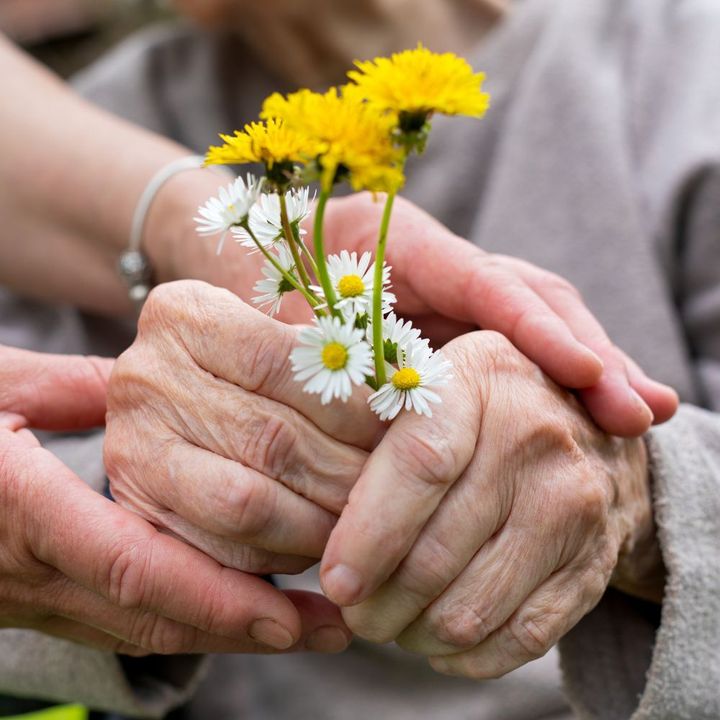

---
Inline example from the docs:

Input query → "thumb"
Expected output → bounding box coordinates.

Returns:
[0,345,113,430]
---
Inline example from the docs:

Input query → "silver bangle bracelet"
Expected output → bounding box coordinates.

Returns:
[119,155,233,314]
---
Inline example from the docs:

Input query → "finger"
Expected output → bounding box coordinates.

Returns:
[512,260,664,435]
[143,518,317,576]
[340,452,508,643]
[515,258,678,425]
[158,372,368,514]
[283,589,353,653]
[0,346,112,429]
[15,428,40,446]
[428,565,606,679]
[11,438,305,650]
[140,282,381,449]
[387,234,604,389]
[41,582,351,655]
[623,355,678,424]
[396,527,563,656]
[133,440,339,560]
[400,314,476,349]
[320,348,483,606]
[0,411,27,431]
[32,617,150,657]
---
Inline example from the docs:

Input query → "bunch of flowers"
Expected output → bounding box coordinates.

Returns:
[195,45,489,420]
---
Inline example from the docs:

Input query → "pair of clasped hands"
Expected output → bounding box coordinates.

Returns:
[0,194,675,678]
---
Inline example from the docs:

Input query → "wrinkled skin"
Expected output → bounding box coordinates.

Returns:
[0,345,349,656]
[105,281,664,678]
[165,192,678,437]
[319,330,664,678]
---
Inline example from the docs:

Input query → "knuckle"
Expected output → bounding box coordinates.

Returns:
[471,330,524,377]
[431,603,492,649]
[584,545,617,596]
[507,614,553,661]
[396,535,459,601]
[131,613,198,655]
[138,283,184,334]
[105,346,160,413]
[389,426,460,488]
[516,419,590,479]
[240,409,297,481]
[566,475,609,528]
[139,280,224,344]
[220,472,275,541]
[105,537,153,610]
[542,271,582,300]
[240,324,295,395]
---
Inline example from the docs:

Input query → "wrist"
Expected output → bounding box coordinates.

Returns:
[143,167,265,300]
[143,166,224,283]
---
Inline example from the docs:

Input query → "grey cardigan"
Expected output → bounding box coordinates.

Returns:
[1,0,718,717]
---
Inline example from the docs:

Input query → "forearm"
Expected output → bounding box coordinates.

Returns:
[0,34,241,316]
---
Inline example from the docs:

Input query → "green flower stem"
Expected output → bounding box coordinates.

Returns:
[313,190,341,318]
[292,223,320,279]
[242,221,321,310]
[279,192,314,292]
[372,191,396,386]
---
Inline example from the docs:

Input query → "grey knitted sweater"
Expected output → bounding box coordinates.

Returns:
[1,0,719,717]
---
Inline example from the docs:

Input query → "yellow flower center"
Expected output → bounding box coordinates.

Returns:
[392,367,421,390]
[322,342,348,371]
[337,274,365,298]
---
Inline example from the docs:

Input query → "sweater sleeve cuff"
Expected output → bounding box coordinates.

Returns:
[559,404,720,720]
[0,629,208,718]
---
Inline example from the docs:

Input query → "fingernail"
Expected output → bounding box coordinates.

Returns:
[305,626,351,653]
[322,564,363,604]
[582,345,604,370]
[248,618,295,650]
[630,388,654,424]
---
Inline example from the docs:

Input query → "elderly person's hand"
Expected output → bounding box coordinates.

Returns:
[104,280,381,576]
[175,191,677,437]
[0,345,347,655]
[319,330,664,678]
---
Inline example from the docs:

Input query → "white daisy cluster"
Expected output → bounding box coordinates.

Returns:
[195,175,452,420]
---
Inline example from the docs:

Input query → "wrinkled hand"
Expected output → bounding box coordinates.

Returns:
[319,331,664,678]
[105,280,381,577]
[160,183,677,438]
[0,345,348,656]
[321,193,678,436]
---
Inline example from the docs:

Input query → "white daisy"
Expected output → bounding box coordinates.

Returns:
[232,186,312,250]
[252,245,296,317]
[368,340,452,421]
[318,250,396,320]
[194,174,262,253]
[290,316,374,404]
[367,312,423,352]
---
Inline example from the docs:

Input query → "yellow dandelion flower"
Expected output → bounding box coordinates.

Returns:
[348,45,490,123]
[262,87,405,193]
[204,118,317,171]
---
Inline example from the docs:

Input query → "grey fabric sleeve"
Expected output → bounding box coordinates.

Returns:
[559,170,720,718]
[559,406,720,720]
[0,631,208,719]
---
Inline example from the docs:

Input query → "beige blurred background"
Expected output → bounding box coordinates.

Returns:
[0,0,173,76]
